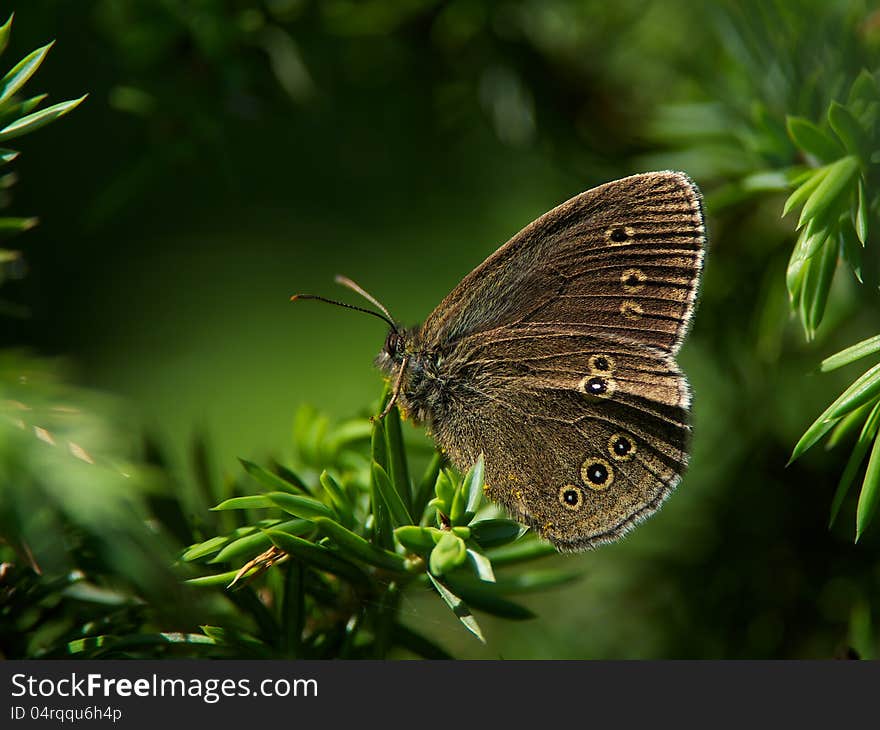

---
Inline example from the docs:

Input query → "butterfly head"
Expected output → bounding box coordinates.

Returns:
[376,326,420,374]
[375,326,446,424]
[383,329,406,362]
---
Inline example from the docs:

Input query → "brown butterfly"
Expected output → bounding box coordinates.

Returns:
[296,171,705,551]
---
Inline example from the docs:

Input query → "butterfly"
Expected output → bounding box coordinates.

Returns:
[296,171,705,551]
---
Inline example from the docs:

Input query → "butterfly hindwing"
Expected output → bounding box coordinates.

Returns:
[428,327,690,549]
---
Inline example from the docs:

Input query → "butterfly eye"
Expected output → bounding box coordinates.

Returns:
[606,225,635,244]
[620,300,644,320]
[579,375,616,399]
[384,331,403,355]
[588,354,616,373]
[581,458,614,490]
[609,433,636,461]
[620,268,647,293]
[559,486,582,511]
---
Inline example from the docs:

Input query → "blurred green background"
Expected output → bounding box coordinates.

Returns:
[5,0,880,658]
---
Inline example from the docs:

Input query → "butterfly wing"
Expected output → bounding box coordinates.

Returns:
[427,328,691,549]
[415,171,705,548]
[420,171,705,355]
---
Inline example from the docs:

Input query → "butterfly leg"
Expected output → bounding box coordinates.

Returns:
[376,356,409,420]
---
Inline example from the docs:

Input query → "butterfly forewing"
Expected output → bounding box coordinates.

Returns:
[405,171,705,549]
[421,171,704,355]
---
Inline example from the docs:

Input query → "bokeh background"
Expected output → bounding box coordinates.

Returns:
[4,0,880,658]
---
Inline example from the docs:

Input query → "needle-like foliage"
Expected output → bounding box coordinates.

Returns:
[180,395,572,656]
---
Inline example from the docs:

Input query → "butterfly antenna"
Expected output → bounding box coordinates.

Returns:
[334,275,397,327]
[290,293,397,331]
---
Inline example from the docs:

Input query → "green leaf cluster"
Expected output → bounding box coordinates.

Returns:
[182,400,575,653]
[644,2,880,542]
[790,337,880,541]
[783,72,879,338]
[0,13,85,286]
[783,73,880,538]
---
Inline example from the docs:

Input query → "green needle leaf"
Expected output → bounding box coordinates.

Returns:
[413,451,443,521]
[471,518,524,548]
[384,406,412,514]
[855,429,880,541]
[796,156,858,229]
[0,14,13,57]
[371,461,412,527]
[210,520,309,564]
[211,495,275,511]
[185,569,246,587]
[782,166,828,218]
[461,453,485,516]
[855,178,869,244]
[0,41,53,106]
[486,536,557,566]
[466,547,496,582]
[431,469,456,517]
[786,253,808,304]
[489,569,581,593]
[787,226,828,310]
[266,492,335,520]
[444,577,536,620]
[181,535,235,562]
[319,471,353,527]
[239,458,305,494]
[394,525,441,553]
[822,334,880,372]
[449,482,468,525]
[450,569,579,594]
[281,562,305,657]
[13,93,46,117]
[786,115,845,163]
[318,470,346,506]
[828,101,868,156]
[840,220,864,283]
[370,460,394,550]
[429,532,467,575]
[830,401,880,528]
[427,573,485,643]
[790,364,880,463]
[804,232,838,333]
[0,216,38,232]
[0,94,87,142]
[826,363,880,421]
[197,626,265,652]
[266,529,369,587]
[848,69,880,106]
[826,402,873,450]
[371,411,388,471]
[0,94,88,142]
[313,517,408,573]
[271,462,309,492]
[740,169,790,192]
[323,418,371,454]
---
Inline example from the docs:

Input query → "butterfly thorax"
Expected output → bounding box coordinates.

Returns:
[375,327,450,425]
